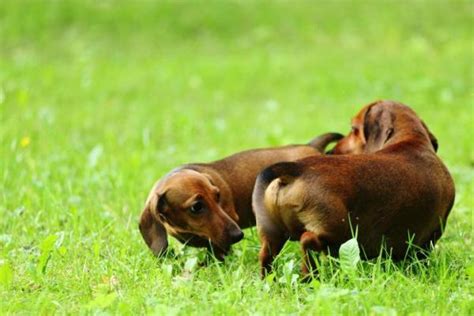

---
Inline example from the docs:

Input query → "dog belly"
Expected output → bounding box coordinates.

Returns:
[353,209,442,259]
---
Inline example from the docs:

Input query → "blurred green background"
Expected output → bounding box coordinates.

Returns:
[1,0,473,314]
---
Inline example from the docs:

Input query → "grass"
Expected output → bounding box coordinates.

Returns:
[1,0,473,314]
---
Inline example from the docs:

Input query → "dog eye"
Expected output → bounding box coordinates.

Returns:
[189,201,205,214]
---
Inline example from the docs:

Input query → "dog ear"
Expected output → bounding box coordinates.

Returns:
[202,173,218,188]
[361,103,378,147]
[363,103,395,151]
[139,192,169,256]
[361,102,382,144]
[421,120,438,152]
[202,171,239,222]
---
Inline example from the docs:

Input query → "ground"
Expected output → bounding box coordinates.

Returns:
[1,0,473,314]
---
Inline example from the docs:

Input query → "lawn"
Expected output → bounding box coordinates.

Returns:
[1,0,473,314]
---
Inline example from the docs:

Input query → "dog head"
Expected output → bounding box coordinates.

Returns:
[331,100,438,154]
[139,169,243,256]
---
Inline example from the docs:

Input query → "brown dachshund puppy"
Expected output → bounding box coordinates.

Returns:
[139,133,343,260]
[253,100,455,276]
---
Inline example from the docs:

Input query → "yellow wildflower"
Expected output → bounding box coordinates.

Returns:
[20,136,31,148]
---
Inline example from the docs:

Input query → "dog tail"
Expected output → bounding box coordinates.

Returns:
[252,162,303,218]
[308,132,344,153]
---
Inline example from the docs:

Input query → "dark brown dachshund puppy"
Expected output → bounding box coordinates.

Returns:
[253,100,455,276]
[139,133,342,260]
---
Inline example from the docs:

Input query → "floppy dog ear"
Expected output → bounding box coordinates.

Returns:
[202,171,240,222]
[421,121,438,152]
[139,193,169,256]
[202,173,218,188]
[360,101,383,145]
[363,104,395,151]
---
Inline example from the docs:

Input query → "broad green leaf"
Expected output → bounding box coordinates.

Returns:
[339,238,360,271]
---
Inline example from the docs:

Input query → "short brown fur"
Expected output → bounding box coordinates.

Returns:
[253,101,455,277]
[139,133,342,259]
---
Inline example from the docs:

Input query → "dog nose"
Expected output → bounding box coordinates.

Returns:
[230,230,244,244]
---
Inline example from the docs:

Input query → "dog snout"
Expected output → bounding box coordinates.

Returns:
[229,228,244,244]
